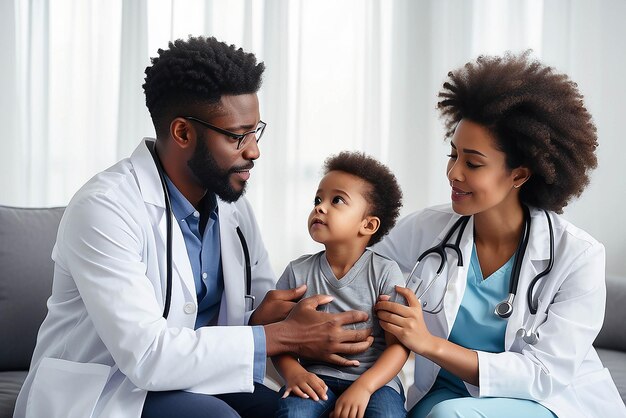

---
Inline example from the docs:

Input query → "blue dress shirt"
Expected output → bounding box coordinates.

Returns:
[164,176,265,382]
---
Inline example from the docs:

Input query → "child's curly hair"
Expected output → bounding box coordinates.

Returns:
[438,51,598,213]
[324,151,403,245]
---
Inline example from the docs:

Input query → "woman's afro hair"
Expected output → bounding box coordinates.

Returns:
[324,151,403,245]
[438,51,598,213]
[143,36,265,137]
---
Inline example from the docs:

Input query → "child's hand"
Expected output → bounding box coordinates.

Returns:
[330,382,372,418]
[283,370,328,401]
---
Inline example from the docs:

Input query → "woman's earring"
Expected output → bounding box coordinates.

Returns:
[513,184,521,189]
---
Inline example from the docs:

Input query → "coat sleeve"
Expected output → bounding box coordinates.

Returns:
[373,207,451,275]
[476,240,606,401]
[58,193,257,394]
[373,211,425,274]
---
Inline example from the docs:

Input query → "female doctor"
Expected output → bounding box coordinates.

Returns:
[374,52,626,418]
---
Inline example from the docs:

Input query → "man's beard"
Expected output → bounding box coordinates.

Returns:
[187,135,250,203]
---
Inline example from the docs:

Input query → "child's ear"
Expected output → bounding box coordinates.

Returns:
[360,216,380,237]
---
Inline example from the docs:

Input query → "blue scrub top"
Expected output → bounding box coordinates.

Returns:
[434,244,514,394]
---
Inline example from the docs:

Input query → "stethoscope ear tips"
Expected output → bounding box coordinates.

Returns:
[516,327,539,345]
[525,332,539,345]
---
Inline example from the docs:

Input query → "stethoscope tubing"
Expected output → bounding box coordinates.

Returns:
[149,142,173,319]
[527,209,554,315]
[408,207,553,323]
[406,215,469,314]
[148,140,253,319]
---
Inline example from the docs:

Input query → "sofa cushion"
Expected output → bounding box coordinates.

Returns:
[0,206,64,371]
[0,371,27,418]
[596,348,626,404]
[595,275,626,352]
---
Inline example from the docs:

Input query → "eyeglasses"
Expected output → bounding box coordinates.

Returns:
[183,116,266,150]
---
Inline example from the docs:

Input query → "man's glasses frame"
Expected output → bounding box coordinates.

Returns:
[183,116,266,150]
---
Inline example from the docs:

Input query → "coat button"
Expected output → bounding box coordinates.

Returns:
[183,302,196,314]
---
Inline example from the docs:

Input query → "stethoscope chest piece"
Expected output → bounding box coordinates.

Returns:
[494,293,515,318]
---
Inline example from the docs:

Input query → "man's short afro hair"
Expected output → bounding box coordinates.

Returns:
[324,151,403,245]
[438,51,598,213]
[143,36,265,137]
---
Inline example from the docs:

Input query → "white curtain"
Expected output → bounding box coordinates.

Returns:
[1,0,624,276]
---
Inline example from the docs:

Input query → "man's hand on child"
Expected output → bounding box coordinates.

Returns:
[249,285,307,325]
[282,371,328,401]
[281,294,373,366]
[330,381,372,418]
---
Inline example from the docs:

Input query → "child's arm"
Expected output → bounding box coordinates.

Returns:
[272,265,328,401]
[331,332,409,418]
[272,354,328,401]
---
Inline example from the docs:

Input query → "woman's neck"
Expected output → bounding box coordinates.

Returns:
[473,204,525,248]
[472,204,525,278]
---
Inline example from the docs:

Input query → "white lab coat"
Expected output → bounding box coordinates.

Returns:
[13,139,276,418]
[373,204,626,418]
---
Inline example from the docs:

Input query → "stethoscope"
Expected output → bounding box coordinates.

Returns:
[406,205,554,344]
[147,140,254,319]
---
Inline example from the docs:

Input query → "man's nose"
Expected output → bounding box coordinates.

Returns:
[242,138,260,160]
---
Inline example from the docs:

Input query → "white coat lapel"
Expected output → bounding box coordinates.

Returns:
[419,214,472,338]
[414,217,457,333]
[131,139,196,311]
[442,215,473,336]
[505,207,550,348]
[169,220,196,301]
[147,205,197,317]
[217,201,246,325]
[131,139,165,208]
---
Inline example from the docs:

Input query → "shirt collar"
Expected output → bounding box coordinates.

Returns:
[164,175,217,221]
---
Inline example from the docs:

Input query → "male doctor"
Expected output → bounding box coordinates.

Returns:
[14,36,372,418]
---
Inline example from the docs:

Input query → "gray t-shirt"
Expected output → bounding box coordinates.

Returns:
[276,249,405,393]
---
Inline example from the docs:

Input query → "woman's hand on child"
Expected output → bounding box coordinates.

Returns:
[282,370,328,401]
[375,286,434,355]
[330,382,372,418]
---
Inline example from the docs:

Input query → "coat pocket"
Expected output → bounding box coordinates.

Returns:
[25,357,111,418]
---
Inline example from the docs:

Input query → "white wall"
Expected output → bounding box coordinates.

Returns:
[1,0,624,276]
[541,1,626,276]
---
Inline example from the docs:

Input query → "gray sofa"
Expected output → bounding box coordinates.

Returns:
[1,205,625,417]
[0,206,65,417]
[595,274,626,403]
